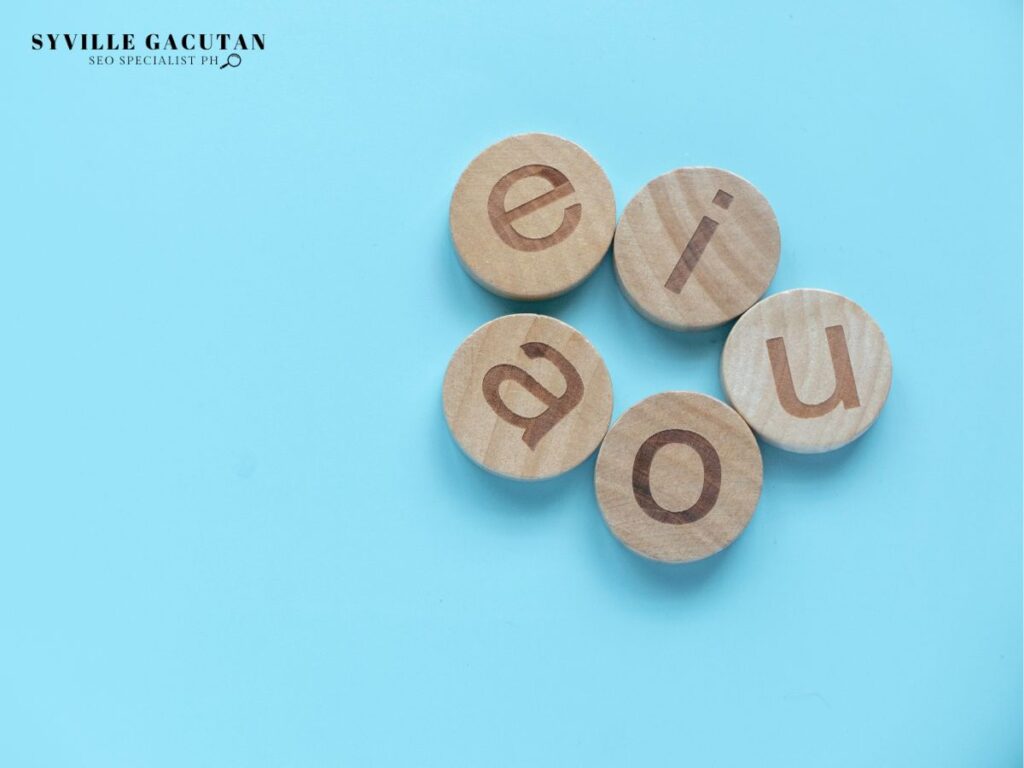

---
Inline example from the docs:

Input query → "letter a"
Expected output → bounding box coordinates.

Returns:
[482,342,584,449]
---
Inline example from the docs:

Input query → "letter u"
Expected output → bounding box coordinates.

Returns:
[766,325,860,418]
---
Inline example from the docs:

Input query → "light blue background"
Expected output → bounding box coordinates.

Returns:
[3,1,1020,765]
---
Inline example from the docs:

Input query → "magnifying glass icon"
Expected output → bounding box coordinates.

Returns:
[219,53,242,70]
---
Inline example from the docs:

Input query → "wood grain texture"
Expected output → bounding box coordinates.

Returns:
[595,392,762,563]
[443,314,613,480]
[614,167,780,330]
[450,134,616,300]
[721,288,892,453]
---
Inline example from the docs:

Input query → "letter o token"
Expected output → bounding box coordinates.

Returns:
[614,167,780,330]
[443,314,613,480]
[595,392,763,563]
[450,134,616,300]
[721,289,892,453]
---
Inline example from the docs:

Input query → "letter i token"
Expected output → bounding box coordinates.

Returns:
[614,167,780,330]
[595,392,763,563]
[721,288,892,452]
[443,314,613,479]
[450,134,617,300]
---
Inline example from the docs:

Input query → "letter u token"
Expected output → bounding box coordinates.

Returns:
[721,288,892,453]
[450,134,616,300]
[595,392,763,563]
[443,314,613,479]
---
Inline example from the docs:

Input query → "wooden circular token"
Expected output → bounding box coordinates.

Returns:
[614,167,780,330]
[450,134,616,300]
[443,314,613,480]
[595,392,763,563]
[721,288,892,453]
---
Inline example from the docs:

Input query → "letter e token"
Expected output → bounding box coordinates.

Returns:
[450,134,617,300]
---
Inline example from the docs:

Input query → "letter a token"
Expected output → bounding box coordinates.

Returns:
[443,314,613,479]
[721,289,892,453]
[595,392,763,563]
[450,134,616,300]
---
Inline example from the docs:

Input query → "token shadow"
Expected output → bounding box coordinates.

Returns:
[430,402,592,519]
[758,425,873,485]
[581,494,742,598]
[434,219,611,324]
